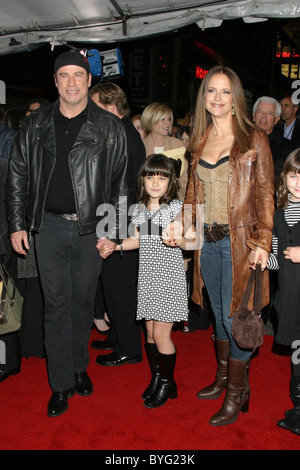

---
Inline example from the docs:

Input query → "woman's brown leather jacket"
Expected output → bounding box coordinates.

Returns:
[184,126,275,317]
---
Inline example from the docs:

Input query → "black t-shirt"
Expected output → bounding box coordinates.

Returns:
[45,104,87,214]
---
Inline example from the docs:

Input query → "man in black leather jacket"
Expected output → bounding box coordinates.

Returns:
[6,50,133,417]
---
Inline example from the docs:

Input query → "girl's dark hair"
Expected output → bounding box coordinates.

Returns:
[137,153,179,205]
[276,148,300,209]
[4,107,27,130]
[177,125,191,139]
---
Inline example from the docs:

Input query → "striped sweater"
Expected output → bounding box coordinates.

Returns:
[268,195,300,270]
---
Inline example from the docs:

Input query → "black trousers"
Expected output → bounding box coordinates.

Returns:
[94,276,106,321]
[18,277,45,357]
[100,250,142,357]
[35,212,102,391]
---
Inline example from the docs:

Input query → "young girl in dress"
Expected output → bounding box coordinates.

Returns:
[115,153,194,408]
[267,149,300,435]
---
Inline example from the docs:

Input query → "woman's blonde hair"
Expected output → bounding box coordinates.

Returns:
[188,66,255,153]
[276,148,300,209]
[140,102,174,134]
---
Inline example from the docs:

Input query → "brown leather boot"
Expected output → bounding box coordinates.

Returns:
[209,356,251,426]
[197,339,230,399]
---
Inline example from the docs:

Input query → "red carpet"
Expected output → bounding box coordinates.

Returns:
[1,326,300,451]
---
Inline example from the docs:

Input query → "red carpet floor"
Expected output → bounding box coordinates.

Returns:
[1,326,300,451]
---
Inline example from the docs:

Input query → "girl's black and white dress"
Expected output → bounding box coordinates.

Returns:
[131,199,188,323]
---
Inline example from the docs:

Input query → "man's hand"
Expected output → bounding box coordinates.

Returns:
[96,237,117,259]
[10,230,29,255]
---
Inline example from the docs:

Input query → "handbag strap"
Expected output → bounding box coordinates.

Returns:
[254,264,262,314]
[240,264,262,314]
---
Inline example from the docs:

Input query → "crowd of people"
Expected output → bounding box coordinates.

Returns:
[0,50,300,436]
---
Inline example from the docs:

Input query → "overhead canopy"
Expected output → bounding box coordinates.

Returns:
[0,0,300,55]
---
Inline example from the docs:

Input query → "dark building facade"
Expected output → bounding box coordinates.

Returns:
[1,19,299,121]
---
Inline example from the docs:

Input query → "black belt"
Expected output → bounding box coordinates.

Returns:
[45,210,78,221]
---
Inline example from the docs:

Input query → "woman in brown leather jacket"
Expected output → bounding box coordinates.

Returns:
[184,66,274,426]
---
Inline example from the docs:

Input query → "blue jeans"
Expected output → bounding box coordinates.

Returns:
[200,236,252,361]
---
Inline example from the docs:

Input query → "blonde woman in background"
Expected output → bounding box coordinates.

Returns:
[141,102,188,200]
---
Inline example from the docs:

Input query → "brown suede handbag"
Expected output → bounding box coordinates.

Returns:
[231,264,265,350]
[0,264,23,335]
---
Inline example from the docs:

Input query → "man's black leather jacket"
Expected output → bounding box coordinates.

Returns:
[6,99,133,242]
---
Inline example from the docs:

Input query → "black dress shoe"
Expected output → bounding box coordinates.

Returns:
[47,387,75,417]
[96,352,143,367]
[74,372,94,396]
[91,339,114,350]
[0,367,20,383]
[93,322,111,335]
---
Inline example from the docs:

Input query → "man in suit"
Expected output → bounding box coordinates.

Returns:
[252,96,294,181]
[90,83,145,367]
[279,95,300,143]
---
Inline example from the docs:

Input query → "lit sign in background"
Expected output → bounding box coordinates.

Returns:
[195,66,208,79]
[276,44,300,80]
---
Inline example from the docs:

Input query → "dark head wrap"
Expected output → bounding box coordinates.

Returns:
[54,50,90,74]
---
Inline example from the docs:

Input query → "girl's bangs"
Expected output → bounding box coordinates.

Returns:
[143,167,170,177]
[285,156,300,174]
[288,163,300,174]
[141,160,171,178]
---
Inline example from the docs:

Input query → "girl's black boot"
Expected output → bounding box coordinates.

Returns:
[142,342,160,400]
[277,374,300,435]
[144,350,177,408]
